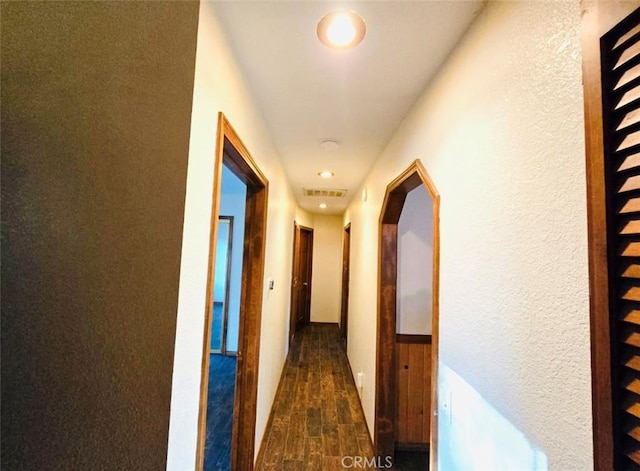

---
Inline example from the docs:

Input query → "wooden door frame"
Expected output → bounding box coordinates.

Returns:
[374,160,440,470]
[196,112,269,471]
[340,223,351,346]
[289,222,314,342]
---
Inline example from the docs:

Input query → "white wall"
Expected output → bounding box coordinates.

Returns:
[309,214,343,324]
[344,2,591,470]
[166,2,299,467]
[397,185,433,335]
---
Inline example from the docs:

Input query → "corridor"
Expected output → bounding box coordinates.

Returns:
[255,324,429,470]
[3,2,625,470]
[255,324,374,470]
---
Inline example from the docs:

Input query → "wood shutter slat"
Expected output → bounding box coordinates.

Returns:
[617,130,640,152]
[625,354,640,373]
[617,108,640,131]
[618,152,640,172]
[625,330,640,348]
[615,63,640,91]
[621,241,640,257]
[621,197,640,214]
[623,308,640,326]
[621,220,640,234]
[622,286,640,302]
[614,38,640,70]
[619,175,640,193]
[630,423,640,443]
[622,264,640,278]
[626,400,640,420]
[614,24,640,50]
[625,376,640,396]
[626,445,640,466]
[617,87,640,110]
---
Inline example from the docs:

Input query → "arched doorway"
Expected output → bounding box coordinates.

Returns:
[374,160,440,470]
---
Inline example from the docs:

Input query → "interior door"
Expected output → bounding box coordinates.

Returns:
[340,224,351,346]
[290,224,314,339]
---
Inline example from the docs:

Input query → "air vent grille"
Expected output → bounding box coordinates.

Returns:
[302,188,348,198]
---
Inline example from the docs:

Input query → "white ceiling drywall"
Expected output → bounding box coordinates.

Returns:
[213,1,485,214]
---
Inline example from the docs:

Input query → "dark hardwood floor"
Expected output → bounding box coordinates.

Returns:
[255,323,375,470]
[256,323,431,470]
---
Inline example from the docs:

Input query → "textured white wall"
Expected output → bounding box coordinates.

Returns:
[310,214,343,324]
[166,2,298,467]
[344,2,592,469]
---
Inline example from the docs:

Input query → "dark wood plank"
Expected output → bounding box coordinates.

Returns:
[423,343,432,442]
[261,421,286,467]
[282,460,303,471]
[396,342,409,442]
[255,324,376,470]
[304,437,323,471]
[339,424,360,457]
[307,407,322,437]
[283,411,306,461]
[407,344,425,443]
[322,423,341,457]
[336,396,353,424]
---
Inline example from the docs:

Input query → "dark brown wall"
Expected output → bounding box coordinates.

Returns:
[1,2,199,469]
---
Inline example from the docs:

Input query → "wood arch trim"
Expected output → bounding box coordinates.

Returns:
[374,159,440,470]
[196,112,269,471]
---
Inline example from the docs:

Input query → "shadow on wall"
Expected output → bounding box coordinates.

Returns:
[438,364,548,471]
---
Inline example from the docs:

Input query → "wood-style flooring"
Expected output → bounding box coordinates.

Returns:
[255,323,375,471]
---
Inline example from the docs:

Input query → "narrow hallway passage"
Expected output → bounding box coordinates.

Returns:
[255,324,375,470]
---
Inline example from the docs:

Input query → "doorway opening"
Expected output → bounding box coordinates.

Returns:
[289,223,314,342]
[340,223,351,347]
[374,160,440,470]
[197,113,269,471]
[210,214,235,356]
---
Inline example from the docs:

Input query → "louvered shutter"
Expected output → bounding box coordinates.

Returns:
[602,8,640,469]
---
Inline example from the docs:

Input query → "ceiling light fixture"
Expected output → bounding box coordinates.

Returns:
[317,10,366,50]
[318,203,328,209]
[317,171,334,179]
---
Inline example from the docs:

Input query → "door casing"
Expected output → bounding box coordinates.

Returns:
[196,113,269,471]
[289,223,314,342]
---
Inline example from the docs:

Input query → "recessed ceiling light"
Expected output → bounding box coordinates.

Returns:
[318,170,334,179]
[319,139,340,151]
[317,10,366,50]
[318,203,328,209]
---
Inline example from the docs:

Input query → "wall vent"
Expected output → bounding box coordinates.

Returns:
[302,188,348,198]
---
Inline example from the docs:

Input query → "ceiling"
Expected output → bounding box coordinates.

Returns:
[213,1,485,215]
